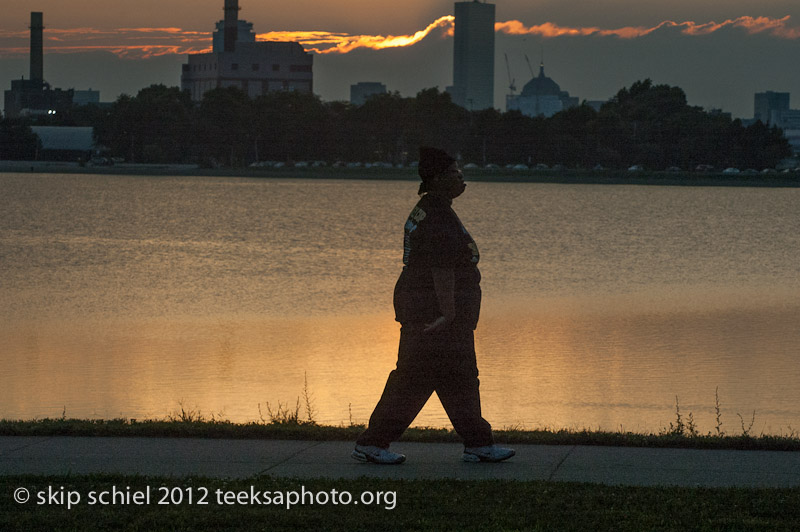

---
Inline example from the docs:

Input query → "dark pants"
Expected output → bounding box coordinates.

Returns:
[356,322,494,449]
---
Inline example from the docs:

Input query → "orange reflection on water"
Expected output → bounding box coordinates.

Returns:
[3,288,800,435]
[476,290,800,433]
[2,314,407,425]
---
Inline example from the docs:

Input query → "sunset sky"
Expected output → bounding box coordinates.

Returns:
[2,0,800,117]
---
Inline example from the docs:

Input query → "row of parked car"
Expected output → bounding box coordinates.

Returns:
[719,167,797,175]
[627,164,796,174]
[249,160,407,169]
[247,159,799,174]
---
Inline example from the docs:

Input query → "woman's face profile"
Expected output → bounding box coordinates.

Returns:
[434,162,466,199]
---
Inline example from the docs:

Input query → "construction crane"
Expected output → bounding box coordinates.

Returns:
[504,53,516,95]
[524,54,536,78]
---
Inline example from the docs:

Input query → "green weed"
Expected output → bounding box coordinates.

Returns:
[258,372,317,425]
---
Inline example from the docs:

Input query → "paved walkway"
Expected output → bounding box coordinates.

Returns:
[2,436,799,488]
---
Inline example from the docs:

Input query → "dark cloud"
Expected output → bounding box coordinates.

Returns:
[317,23,800,117]
[496,25,800,117]
[2,15,799,118]
[0,52,183,104]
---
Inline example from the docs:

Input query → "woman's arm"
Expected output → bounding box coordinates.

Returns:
[424,267,455,332]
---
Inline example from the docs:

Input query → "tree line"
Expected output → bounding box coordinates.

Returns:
[1,79,792,169]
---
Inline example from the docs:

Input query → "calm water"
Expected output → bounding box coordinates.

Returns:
[2,173,799,435]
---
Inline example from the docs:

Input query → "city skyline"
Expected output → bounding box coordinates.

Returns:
[2,1,800,117]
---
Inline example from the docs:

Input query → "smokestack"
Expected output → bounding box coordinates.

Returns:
[223,0,239,53]
[30,12,44,84]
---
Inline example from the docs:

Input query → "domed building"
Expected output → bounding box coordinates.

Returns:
[506,63,579,117]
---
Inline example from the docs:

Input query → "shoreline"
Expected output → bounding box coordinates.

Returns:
[2,160,800,187]
[2,417,799,452]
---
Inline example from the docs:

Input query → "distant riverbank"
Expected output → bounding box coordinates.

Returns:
[2,160,800,187]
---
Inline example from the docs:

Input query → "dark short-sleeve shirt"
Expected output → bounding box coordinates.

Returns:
[393,194,482,328]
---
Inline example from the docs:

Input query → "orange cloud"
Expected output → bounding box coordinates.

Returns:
[674,16,800,38]
[257,15,455,54]
[495,15,800,40]
[495,20,643,38]
[0,27,211,59]
[0,14,798,60]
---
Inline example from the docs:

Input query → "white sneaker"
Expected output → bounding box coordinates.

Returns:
[352,445,406,465]
[462,445,515,462]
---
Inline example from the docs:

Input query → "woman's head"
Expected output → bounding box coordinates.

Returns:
[417,147,465,198]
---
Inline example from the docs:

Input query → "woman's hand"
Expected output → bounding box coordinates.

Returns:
[424,315,452,332]
[428,267,455,332]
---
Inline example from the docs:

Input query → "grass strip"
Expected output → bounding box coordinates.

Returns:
[2,474,799,531]
[2,418,800,452]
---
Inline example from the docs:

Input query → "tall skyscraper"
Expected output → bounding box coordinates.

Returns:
[451,1,495,110]
[754,91,790,126]
[350,82,387,106]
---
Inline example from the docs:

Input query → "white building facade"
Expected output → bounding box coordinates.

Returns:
[181,1,313,102]
[182,42,313,101]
